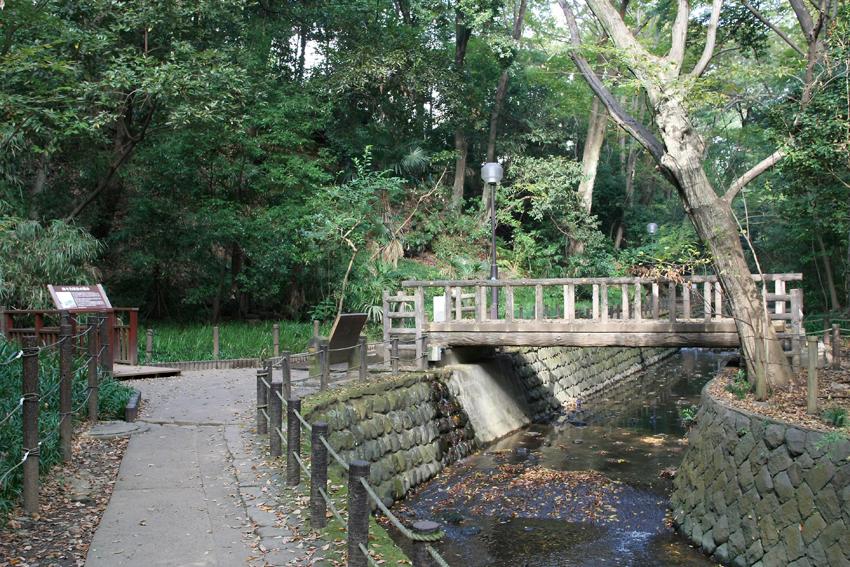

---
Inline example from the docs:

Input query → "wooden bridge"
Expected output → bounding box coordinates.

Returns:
[383,273,804,359]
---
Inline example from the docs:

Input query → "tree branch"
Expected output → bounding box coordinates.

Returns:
[740,0,805,56]
[723,149,786,203]
[787,0,815,39]
[557,0,666,163]
[690,0,724,78]
[667,0,690,70]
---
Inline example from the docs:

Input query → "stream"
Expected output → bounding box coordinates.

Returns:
[392,349,727,566]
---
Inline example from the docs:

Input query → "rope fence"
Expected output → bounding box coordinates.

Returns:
[254,348,453,567]
[0,311,112,516]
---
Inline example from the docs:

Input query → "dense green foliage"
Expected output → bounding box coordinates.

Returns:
[1,0,847,324]
[0,338,133,519]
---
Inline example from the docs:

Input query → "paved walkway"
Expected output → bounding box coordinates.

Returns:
[86,368,322,567]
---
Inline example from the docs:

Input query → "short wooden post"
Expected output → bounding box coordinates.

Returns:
[621,284,629,320]
[454,286,462,321]
[382,292,391,364]
[417,335,428,370]
[714,282,723,319]
[807,336,818,415]
[347,460,371,567]
[652,283,660,319]
[319,341,330,391]
[832,324,840,369]
[791,289,803,371]
[273,323,280,357]
[358,337,368,380]
[313,320,320,339]
[682,283,691,319]
[535,284,544,320]
[411,520,442,567]
[565,284,575,321]
[668,282,677,321]
[87,319,99,423]
[505,285,514,322]
[475,285,484,322]
[703,282,711,322]
[600,284,608,322]
[310,422,329,528]
[269,380,283,457]
[256,369,268,435]
[391,338,400,374]
[634,283,642,320]
[98,312,112,377]
[592,284,599,319]
[281,352,292,400]
[21,336,39,515]
[59,311,73,462]
[213,326,220,360]
[286,397,302,486]
[518,305,524,320]
[145,328,153,363]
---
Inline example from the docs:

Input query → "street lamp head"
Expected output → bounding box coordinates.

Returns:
[481,162,503,184]
[646,222,659,236]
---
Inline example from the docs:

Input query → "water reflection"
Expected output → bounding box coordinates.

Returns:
[393,349,727,567]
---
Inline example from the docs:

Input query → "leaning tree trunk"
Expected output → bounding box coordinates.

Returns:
[654,97,792,388]
[577,97,607,214]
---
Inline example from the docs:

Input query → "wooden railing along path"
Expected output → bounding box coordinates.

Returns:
[385,273,804,356]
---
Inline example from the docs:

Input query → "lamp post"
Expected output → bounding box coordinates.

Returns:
[482,162,503,319]
[646,222,658,238]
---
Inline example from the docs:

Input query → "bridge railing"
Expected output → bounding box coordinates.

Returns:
[387,274,805,366]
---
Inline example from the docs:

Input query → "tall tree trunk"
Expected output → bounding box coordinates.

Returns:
[451,15,472,209]
[28,153,49,220]
[577,97,606,213]
[816,232,841,311]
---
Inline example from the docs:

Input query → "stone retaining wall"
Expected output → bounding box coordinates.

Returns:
[304,346,676,506]
[671,385,850,566]
[304,371,474,505]
[507,346,676,421]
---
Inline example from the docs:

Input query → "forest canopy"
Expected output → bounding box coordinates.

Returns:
[0,0,847,324]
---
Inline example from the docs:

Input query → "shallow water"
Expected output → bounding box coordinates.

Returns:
[392,349,727,566]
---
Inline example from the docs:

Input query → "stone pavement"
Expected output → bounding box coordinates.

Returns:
[86,367,326,567]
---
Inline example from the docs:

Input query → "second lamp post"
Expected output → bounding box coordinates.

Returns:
[481,162,503,319]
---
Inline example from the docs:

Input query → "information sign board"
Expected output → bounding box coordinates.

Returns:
[47,284,112,311]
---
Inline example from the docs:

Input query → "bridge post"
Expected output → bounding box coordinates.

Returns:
[382,291,390,364]
[358,336,368,380]
[791,288,803,372]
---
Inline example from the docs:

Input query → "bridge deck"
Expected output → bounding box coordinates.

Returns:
[385,274,804,351]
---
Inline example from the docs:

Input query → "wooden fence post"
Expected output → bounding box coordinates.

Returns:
[145,328,153,363]
[832,324,840,369]
[391,338,399,374]
[99,312,112,377]
[59,311,73,462]
[213,326,220,361]
[269,380,283,458]
[358,336,368,380]
[310,421,329,528]
[319,342,329,391]
[281,352,292,400]
[273,323,280,357]
[256,369,268,435]
[790,289,803,372]
[22,336,39,516]
[88,317,99,423]
[286,397,302,486]
[347,460,371,567]
[807,336,818,415]
[411,520,442,567]
[418,335,428,370]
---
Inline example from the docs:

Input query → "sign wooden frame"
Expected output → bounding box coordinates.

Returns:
[47,284,112,312]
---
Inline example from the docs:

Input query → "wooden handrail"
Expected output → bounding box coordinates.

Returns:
[401,273,803,287]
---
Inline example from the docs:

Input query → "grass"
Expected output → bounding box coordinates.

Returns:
[141,320,387,363]
[0,338,133,521]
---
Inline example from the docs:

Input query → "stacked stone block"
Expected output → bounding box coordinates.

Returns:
[671,389,850,566]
